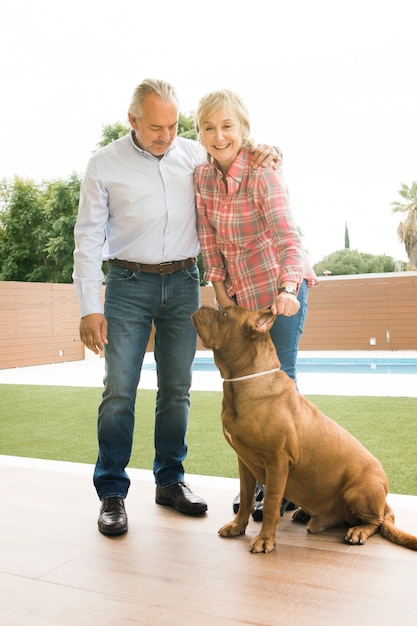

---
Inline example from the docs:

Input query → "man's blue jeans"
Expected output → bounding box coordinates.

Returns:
[93,263,200,500]
[269,279,309,385]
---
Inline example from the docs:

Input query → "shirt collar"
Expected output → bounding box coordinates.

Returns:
[214,148,250,183]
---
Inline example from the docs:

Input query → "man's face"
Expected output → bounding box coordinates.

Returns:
[129,94,178,158]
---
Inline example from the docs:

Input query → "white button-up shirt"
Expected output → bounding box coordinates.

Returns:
[73,132,205,316]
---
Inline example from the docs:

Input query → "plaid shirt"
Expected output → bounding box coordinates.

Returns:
[194,148,318,310]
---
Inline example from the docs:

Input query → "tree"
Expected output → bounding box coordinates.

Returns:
[313,249,396,276]
[96,122,129,149]
[391,181,417,269]
[178,112,197,140]
[0,175,82,283]
[344,222,350,249]
[0,177,50,281]
[43,174,82,282]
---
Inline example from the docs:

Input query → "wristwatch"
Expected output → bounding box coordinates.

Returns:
[278,286,297,296]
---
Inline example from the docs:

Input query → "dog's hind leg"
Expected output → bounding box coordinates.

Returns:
[305,510,345,534]
[343,482,386,545]
[292,508,311,523]
[345,519,384,545]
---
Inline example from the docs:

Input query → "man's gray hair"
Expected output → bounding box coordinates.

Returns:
[128,78,179,118]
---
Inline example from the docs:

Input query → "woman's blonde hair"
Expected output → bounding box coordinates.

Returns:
[194,89,253,150]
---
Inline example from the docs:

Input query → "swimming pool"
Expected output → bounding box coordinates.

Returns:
[143,356,417,375]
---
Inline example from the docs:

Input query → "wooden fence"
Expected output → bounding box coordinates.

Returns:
[1,272,416,369]
[298,272,417,351]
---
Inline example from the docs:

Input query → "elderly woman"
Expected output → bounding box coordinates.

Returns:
[193,89,318,518]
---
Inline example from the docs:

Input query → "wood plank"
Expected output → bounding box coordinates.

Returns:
[1,458,416,626]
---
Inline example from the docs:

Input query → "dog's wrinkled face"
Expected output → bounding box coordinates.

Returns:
[191,305,276,352]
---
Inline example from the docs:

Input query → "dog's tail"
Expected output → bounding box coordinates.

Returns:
[380,503,417,551]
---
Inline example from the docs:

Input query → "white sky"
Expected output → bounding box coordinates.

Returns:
[1,0,416,264]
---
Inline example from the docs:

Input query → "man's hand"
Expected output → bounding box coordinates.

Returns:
[79,313,108,355]
[250,144,283,170]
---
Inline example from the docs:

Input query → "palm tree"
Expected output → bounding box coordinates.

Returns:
[391,181,417,269]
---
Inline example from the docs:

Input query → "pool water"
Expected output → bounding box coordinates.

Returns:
[143,357,417,375]
[296,358,417,374]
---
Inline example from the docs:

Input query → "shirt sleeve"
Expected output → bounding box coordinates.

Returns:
[73,158,108,317]
[254,168,306,286]
[194,170,227,283]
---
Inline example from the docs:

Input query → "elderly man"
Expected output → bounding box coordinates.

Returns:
[73,78,277,535]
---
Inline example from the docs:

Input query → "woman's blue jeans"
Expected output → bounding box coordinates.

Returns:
[268,279,309,386]
[93,263,200,500]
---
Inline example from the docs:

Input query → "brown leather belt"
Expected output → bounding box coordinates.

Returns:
[108,257,196,275]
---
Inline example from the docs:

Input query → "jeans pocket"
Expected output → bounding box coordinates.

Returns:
[184,265,200,283]
[106,266,136,282]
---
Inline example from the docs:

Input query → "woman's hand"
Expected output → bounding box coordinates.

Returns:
[218,296,237,309]
[212,281,237,309]
[271,293,300,317]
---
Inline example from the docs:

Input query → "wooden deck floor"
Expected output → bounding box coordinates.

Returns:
[1,456,417,626]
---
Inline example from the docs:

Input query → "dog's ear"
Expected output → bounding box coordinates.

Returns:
[247,309,276,334]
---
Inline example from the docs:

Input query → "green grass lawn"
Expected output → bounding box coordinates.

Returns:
[1,385,416,495]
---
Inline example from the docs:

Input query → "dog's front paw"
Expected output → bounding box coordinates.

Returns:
[218,519,247,538]
[249,533,276,554]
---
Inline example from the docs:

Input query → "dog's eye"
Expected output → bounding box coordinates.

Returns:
[221,311,227,317]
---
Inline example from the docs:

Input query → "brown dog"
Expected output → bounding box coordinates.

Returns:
[191,305,417,554]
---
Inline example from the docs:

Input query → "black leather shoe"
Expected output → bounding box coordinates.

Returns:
[232,492,240,514]
[233,482,264,514]
[155,482,208,516]
[281,499,298,514]
[252,497,299,522]
[252,499,264,521]
[98,497,128,536]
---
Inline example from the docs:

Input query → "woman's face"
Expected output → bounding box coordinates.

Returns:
[199,106,244,173]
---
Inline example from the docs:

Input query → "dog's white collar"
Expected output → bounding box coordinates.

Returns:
[223,367,280,383]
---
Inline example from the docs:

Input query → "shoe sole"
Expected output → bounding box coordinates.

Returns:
[98,524,128,536]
